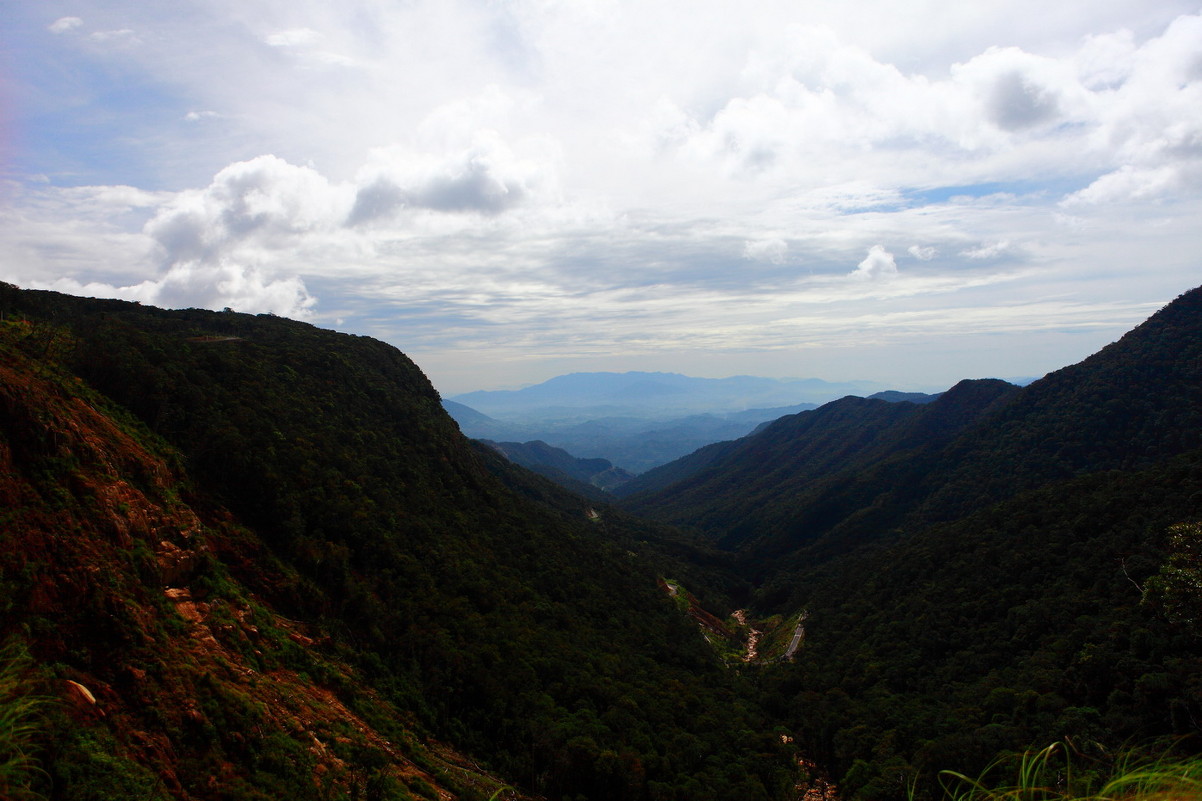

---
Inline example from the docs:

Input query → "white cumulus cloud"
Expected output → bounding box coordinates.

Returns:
[851,245,898,280]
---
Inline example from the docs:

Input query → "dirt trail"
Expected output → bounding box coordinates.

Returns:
[731,610,763,662]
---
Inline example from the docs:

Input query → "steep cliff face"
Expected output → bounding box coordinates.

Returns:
[0,320,515,800]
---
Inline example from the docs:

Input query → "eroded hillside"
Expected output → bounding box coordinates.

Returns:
[0,317,522,800]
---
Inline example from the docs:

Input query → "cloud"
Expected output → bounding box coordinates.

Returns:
[263,27,358,67]
[146,155,349,256]
[48,17,83,34]
[47,262,315,318]
[1056,14,1202,204]
[1064,164,1201,205]
[265,28,321,48]
[136,261,315,315]
[743,237,788,264]
[960,241,1010,259]
[29,134,559,313]
[348,131,556,224]
[851,245,898,280]
[89,29,138,43]
[986,70,1061,130]
[8,1,1202,393]
[125,155,353,315]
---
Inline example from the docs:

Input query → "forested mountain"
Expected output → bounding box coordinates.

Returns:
[4,281,1201,801]
[479,439,635,497]
[610,390,942,498]
[627,284,1202,555]
[621,378,1019,547]
[0,284,793,801]
[624,285,1202,797]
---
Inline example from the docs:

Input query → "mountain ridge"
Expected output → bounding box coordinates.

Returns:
[617,285,1202,796]
[625,286,1202,557]
[450,370,889,418]
[5,281,1202,801]
[0,283,796,801]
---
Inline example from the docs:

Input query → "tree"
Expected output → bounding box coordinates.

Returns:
[1143,522,1202,627]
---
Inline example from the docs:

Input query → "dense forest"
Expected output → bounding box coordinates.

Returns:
[625,285,1202,797]
[1,282,1201,800]
[0,284,791,801]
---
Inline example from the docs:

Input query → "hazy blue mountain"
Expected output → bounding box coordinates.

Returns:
[450,371,889,420]
[480,439,635,496]
[444,399,820,473]
[620,380,1016,522]
[442,399,535,440]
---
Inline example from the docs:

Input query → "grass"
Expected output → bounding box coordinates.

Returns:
[0,642,48,800]
[935,743,1202,801]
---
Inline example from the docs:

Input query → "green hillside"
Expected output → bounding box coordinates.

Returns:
[0,284,792,801]
[624,378,1017,551]
[4,282,1201,801]
[624,286,1202,797]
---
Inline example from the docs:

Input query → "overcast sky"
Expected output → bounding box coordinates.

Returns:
[2,1,1200,394]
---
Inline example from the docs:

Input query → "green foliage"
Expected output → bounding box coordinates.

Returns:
[8,282,1201,801]
[932,743,1202,801]
[43,725,170,801]
[623,287,1202,796]
[0,643,47,801]
[1142,522,1202,626]
[752,456,1202,796]
[0,287,795,801]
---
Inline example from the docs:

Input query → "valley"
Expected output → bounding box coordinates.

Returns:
[1,281,1201,801]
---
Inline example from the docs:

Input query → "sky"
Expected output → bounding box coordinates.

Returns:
[2,1,1200,395]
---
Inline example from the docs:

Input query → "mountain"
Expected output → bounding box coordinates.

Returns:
[479,439,635,497]
[868,390,941,403]
[444,374,932,477]
[628,279,1202,554]
[450,371,886,420]
[445,400,819,474]
[7,280,1202,801]
[0,284,794,801]
[623,285,1202,796]
[621,379,1017,543]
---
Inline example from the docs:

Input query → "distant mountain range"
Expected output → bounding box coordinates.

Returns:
[443,398,821,474]
[449,371,895,420]
[444,374,944,475]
